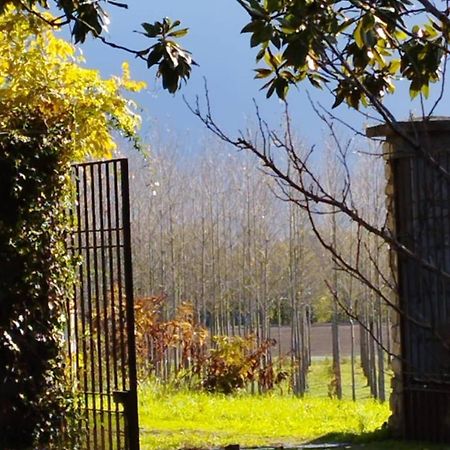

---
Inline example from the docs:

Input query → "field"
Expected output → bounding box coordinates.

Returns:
[138,358,448,450]
[272,323,388,357]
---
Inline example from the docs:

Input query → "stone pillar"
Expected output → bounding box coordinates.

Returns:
[367,118,450,442]
[383,149,404,436]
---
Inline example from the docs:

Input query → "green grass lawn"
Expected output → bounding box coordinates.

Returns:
[138,359,448,450]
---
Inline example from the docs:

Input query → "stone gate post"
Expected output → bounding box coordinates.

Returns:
[367,118,450,442]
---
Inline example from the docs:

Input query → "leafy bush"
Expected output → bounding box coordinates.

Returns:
[0,122,76,448]
[0,8,143,448]
[202,335,287,394]
[135,297,288,394]
[134,296,208,380]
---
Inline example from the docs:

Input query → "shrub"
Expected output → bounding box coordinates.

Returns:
[135,297,288,394]
[0,121,75,448]
[202,335,287,394]
[134,296,209,380]
[0,8,143,448]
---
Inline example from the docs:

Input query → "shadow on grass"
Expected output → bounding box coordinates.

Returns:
[304,428,449,450]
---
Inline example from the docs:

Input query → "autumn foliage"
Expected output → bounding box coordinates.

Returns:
[134,297,208,378]
[134,296,288,394]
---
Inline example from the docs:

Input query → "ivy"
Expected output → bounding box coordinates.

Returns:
[0,8,143,448]
[0,119,77,448]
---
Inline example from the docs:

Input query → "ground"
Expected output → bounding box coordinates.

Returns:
[137,358,448,450]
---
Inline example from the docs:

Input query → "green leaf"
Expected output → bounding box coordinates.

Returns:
[147,45,163,68]
[394,30,408,40]
[160,63,179,93]
[409,86,420,99]
[424,22,438,38]
[266,79,276,98]
[254,68,273,79]
[261,77,275,90]
[283,40,307,67]
[247,0,267,15]
[239,0,268,20]
[348,91,360,109]
[271,33,281,49]
[280,70,295,82]
[256,48,266,61]
[241,20,263,33]
[308,78,320,88]
[265,0,281,12]
[408,78,423,99]
[250,24,273,47]
[275,77,288,99]
[280,25,297,34]
[264,50,281,68]
[332,93,345,109]
[168,28,189,38]
[250,32,261,47]
[142,22,159,38]
[388,59,401,74]
[354,20,365,49]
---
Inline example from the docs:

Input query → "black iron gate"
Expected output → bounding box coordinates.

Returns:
[66,158,140,449]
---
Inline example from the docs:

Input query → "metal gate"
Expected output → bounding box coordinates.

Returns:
[66,158,140,449]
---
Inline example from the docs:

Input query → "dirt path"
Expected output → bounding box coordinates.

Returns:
[270,323,362,357]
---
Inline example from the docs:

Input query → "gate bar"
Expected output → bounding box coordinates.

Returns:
[120,159,140,450]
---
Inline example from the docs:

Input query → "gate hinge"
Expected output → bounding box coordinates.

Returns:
[113,390,131,405]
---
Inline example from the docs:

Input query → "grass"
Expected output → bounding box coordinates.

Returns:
[307,356,380,399]
[138,359,447,450]
[139,390,389,449]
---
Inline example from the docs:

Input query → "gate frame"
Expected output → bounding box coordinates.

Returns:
[68,158,140,450]
[121,159,140,450]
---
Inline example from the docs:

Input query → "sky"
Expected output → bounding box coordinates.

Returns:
[69,1,450,152]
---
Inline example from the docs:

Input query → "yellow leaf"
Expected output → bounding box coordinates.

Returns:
[0,6,145,161]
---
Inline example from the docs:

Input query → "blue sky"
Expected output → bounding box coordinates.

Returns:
[72,1,449,150]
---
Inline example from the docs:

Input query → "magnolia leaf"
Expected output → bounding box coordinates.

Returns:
[241,20,263,34]
[147,45,163,68]
[389,59,401,74]
[168,28,189,38]
[254,68,273,79]
[142,22,159,37]
[354,20,365,49]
